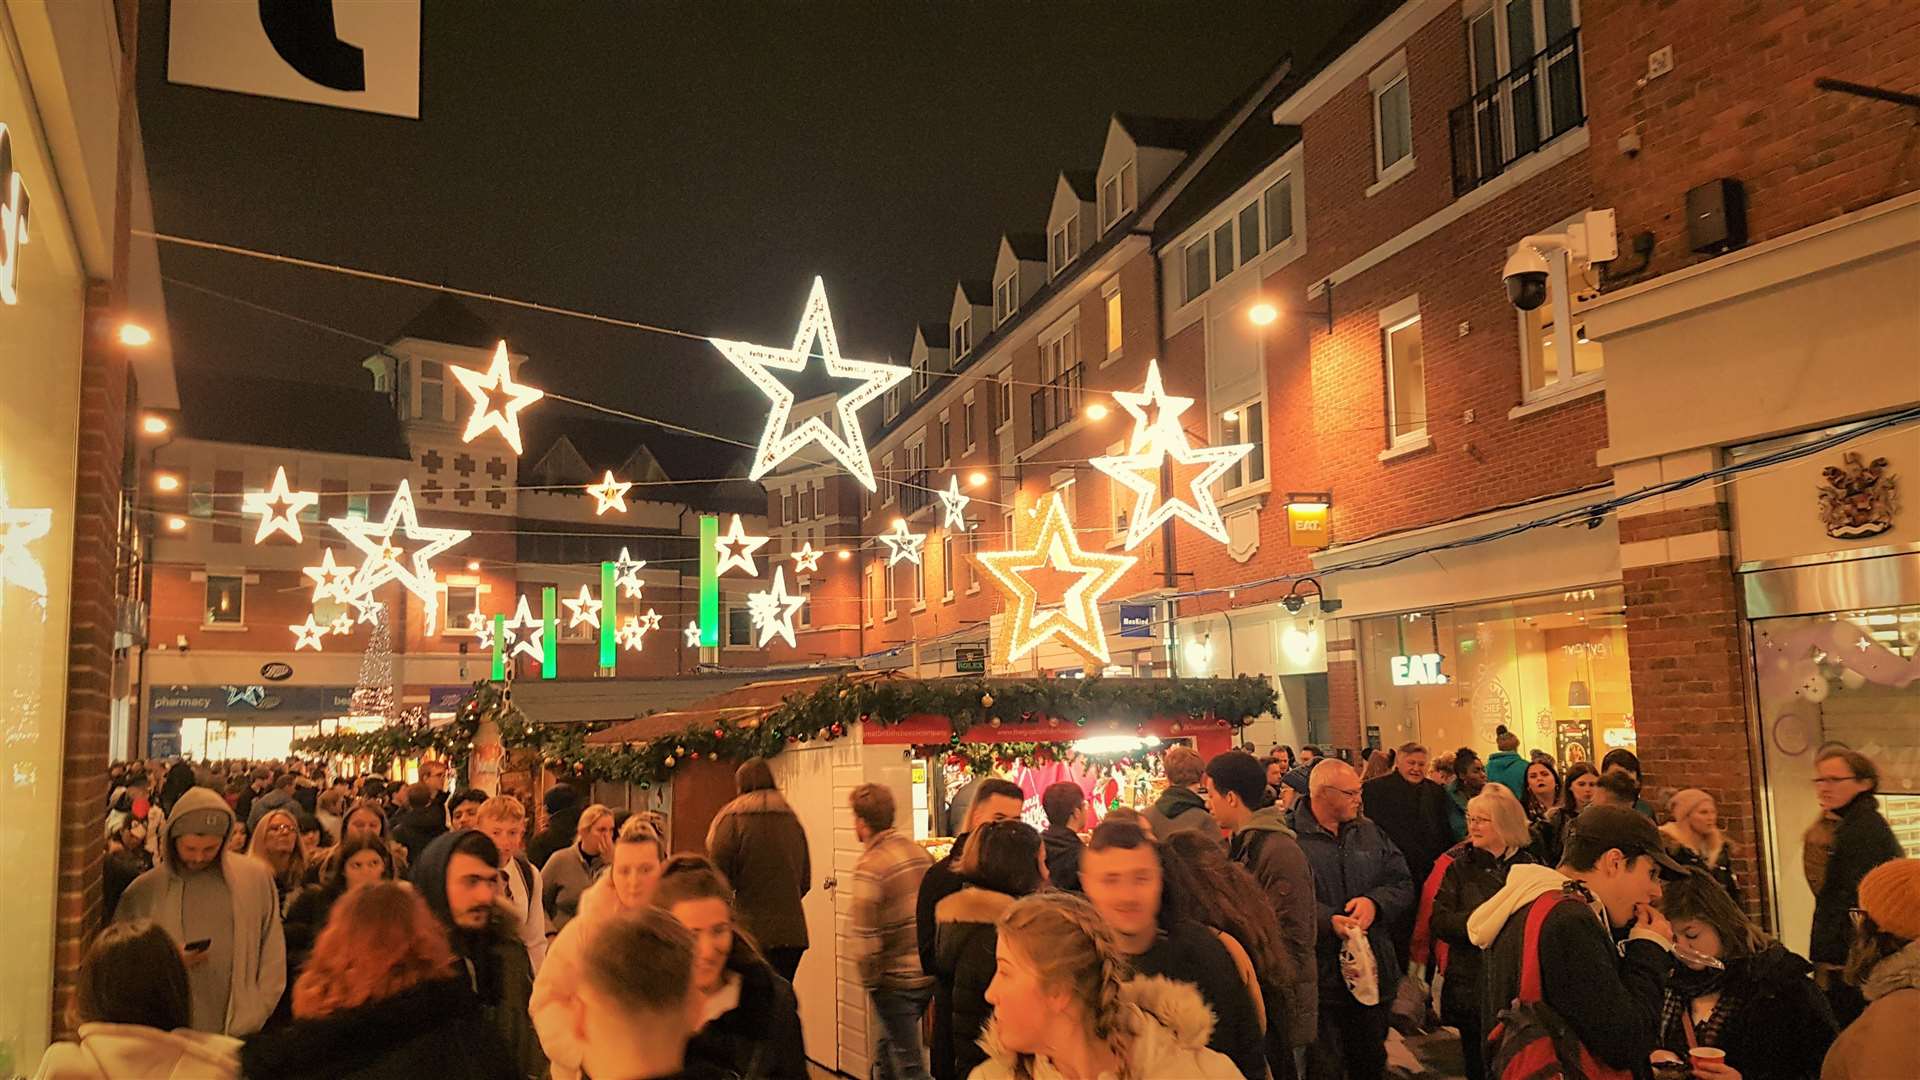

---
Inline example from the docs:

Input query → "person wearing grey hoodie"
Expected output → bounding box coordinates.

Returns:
[113,785,285,1037]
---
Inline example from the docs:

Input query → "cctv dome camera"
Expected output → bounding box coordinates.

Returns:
[1503,244,1551,311]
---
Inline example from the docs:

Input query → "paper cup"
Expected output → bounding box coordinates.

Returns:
[1688,1047,1727,1065]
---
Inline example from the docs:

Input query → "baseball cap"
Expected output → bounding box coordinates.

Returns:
[1567,804,1689,876]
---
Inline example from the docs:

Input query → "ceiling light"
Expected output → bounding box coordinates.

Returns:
[118,323,154,347]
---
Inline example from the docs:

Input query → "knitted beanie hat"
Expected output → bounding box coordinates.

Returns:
[1857,858,1920,942]
[1666,788,1713,825]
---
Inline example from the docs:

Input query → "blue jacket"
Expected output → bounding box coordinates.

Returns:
[1485,751,1528,803]
[1293,796,1416,1007]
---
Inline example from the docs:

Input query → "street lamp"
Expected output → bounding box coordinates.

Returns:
[164,516,187,532]
[154,473,181,493]
[140,415,171,436]
[1248,302,1279,326]
[1085,402,1109,420]
[118,323,154,347]
[967,470,988,488]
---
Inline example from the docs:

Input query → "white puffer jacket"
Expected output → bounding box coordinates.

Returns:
[33,1023,239,1080]
[968,975,1243,1080]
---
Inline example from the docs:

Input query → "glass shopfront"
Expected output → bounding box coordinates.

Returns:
[1357,585,1635,765]
[0,19,90,1069]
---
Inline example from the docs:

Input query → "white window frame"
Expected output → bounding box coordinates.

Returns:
[937,410,951,466]
[1049,215,1081,278]
[1099,160,1137,230]
[1174,154,1307,315]
[1378,294,1429,453]
[781,488,795,525]
[962,390,977,453]
[1466,0,1586,175]
[885,385,900,420]
[881,452,895,505]
[1102,280,1124,366]
[883,557,897,620]
[1182,234,1212,305]
[1368,49,1416,195]
[953,316,972,359]
[994,273,1018,326]
[725,604,755,649]
[941,532,956,602]
[1263,172,1297,250]
[1513,209,1606,409]
[994,368,1013,433]
[443,584,481,634]
[1216,397,1270,499]
[912,353,929,396]
[418,359,444,422]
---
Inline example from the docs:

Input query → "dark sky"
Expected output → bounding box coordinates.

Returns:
[138,1,1345,447]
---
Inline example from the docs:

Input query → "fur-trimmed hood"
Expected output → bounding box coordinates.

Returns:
[972,976,1241,1079]
[1864,939,1920,1003]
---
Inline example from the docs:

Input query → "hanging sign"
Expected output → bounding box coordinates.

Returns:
[168,0,423,118]
[1390,652,1448,686]
[1285,500,1331,549]
[1119,605,1155,638]
[955,646,986,674]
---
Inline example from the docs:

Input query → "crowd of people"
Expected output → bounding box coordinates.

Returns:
[50,738,1916,1079]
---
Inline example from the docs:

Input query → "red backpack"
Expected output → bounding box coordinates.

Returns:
[1485,892,1633,1080]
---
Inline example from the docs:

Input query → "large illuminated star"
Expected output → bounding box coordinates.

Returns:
[614,547,647,599]
[562,584,602,630]
[328,480,469,634]
[747,566,807,649]
[503,593,546,666]
[302,549,357,604]
[1112,358,1196,454]
[242,466,318,544]
[974,492,1136,666]
[1092,435,1251,549]
[938,476,971,530]
[790,542,823,572]
[877,520,924,567]
[587,471,633,516]
[450,340,544,455]
[709,277,908,490]
[290,614,329,652]
[0,473,52,601]
[715,514,769,576]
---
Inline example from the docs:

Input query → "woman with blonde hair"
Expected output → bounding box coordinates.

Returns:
[246,806,308,912]
[972,890,1240,1079]
[540,802,614,932]
[1662,788,1741,903]
[240,883,514,1079]
[1423,784,1538,1080]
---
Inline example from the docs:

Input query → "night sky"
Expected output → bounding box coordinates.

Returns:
[138,2,1345,447]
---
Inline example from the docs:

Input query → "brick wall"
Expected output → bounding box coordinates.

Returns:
[54,287,129,1035]
[1585,0,1920,282]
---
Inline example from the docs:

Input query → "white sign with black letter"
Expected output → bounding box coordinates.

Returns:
[168,0,421,119]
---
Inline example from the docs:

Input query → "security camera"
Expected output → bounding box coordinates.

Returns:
[1503,245,1552,310]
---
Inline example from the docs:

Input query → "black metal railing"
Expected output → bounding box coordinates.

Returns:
[1449,28,1585,196]
[1028,363,1084,443]
[900,468,932,517]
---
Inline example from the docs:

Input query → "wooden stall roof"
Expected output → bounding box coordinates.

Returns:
[583,671,892,746]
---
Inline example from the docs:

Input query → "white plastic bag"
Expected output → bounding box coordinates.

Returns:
[1339,923,1380,1006]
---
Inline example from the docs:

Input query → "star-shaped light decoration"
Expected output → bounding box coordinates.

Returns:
[1089,359,1253,550]
[877,519,925,567]
[562,584,602,630]
[615,615,648,652]
[469,610,496,649]
[586,471,633,516]
[938,476,972,531]
[639,608,664,632]
[350,595,385,625]
[0,472,52,602]
[329,480,469,635]
[450,340,544,455]
[1111,358,1196,454]
[502,594,546,667]
[709,276,909,491]
[746,566,808,649]
[328,613,354,636]
[614,548,647,599]
[302,549,357,604]
[974,491,1137,667]
[714,514,769,576]
[242,466,319,544]
[683,620,703,648]
[290,614,329,652]
[790,542,823,572]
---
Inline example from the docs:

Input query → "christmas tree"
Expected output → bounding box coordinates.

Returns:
[348,602,399,723]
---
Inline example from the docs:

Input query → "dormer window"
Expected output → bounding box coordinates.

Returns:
[994,273,1018,326]
[912,353,929,395]
[952,317,972,359]
[1098,161,1137,230]
[885,385,900,420]
[418,360,443,421]
[1049,215,1082,278]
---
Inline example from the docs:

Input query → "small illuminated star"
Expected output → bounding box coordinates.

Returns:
[242,466,318,544]
[790,542,823,572]
[616,616,648,652]
[614,547,647,599]
[450,340,544,455]
[877,520,924,567]
[503,594,546,667]
[0,475,54,601]
[290,615,329,652]
[302,549,357,604]
[562,584,602,629]
[684,620,702,648]
[1111,358,1196,454]
[746,566,807,649]
[1857,636,1874,653]
[715,514,770,576]
[586,471,633,516]
[328,613,354,636]
[938,476,971,531]
[639,608,664,632]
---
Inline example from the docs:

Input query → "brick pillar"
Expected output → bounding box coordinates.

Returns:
[52,286,131,1035]
[1617,450,1768,921]
[1326,636,1362,750]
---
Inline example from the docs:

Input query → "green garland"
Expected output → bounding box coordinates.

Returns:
[292,674,1275,789]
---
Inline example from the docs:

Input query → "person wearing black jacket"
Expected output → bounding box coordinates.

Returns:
[411,830,545,1078]
[1295,760,1416,1080]
[528,784,584,870]
[1040,781,1086,892]
[656,856,808,1080]
[1652,870,1836,1080]
[916,779,1025,1075]
[1361,743,1452,964]
[1808,747,1904,1026]
[1469,805,1684,1075]
[1426,788,1538,1080]
[389,782,448,865]
[1080,817,1267,1080]
[932,821,1045,1080]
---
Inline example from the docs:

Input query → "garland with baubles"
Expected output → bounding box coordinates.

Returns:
[293,674,1275,788]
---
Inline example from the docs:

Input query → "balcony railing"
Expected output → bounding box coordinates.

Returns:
[1448,27,1585,196]
[900,468,932,517]
[1029,363,1084,443]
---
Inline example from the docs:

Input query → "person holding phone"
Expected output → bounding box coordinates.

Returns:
[113,785,286,1037]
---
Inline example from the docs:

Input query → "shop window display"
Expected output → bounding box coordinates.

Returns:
[1357,586,1635,766]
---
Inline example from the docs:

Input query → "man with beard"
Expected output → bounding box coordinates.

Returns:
[412,829,546,1078]
[113,786,285,1035]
